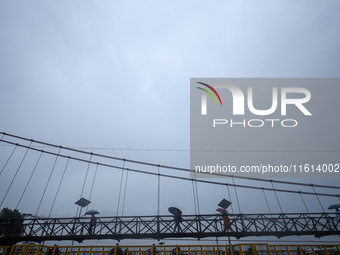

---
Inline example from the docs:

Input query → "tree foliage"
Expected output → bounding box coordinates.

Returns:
[0,207,25,246]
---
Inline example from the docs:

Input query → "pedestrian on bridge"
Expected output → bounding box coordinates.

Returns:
[174,211,182,232]
[336,208,340,221]
[328,204,340,221]
[89,214,97,235]
[168,207,182,232]
[216,208,234,232]
[222,213,234,232]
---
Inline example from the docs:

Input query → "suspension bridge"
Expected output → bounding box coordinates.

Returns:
[0,132,339,243]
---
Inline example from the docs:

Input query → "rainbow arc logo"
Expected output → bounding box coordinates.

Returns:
[196,82,222,106]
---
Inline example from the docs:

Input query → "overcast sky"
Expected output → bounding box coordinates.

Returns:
[0,0,340,246]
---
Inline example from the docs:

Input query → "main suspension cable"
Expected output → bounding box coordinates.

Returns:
[1,132,339,191]
[0,139,339,198]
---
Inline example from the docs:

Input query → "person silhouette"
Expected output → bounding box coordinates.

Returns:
[335,208,340,221]
[173,211,182,232]
[89,214,97,235]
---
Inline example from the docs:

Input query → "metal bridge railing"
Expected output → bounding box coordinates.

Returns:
[1,243,340,255]
[0,213,339,243]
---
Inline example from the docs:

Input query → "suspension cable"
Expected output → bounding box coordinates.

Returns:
[271,180,283,213]
[194,174,200,215]
[121,167,129,216]
[0,139,339,198]
[192,178,197,215]
[116,159,126,217]
[157,165,160,216]
[16,151,43,209]
[36,147,61,216]
[80,153,93,199]
[0,141,32,207]
[311,185,325,212]
[299,191,310,214]
[232,177,241,213]
[0,133,5,149]
[89,163,99,201]
[2,132,339,191]
[48,157,70,217]
[191,170,200,215]
[226,183,234,214]
[262,188,272,215]
[0,143,17,176]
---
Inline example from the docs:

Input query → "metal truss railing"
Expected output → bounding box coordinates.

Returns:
[0,213,339,242]
[2,242,340,255]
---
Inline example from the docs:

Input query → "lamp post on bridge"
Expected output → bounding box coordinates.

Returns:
[217,198,233,255]
[75,198,91,218]
[70,198,91,255]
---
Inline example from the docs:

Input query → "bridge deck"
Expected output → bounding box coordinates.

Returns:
[0,213,339,243]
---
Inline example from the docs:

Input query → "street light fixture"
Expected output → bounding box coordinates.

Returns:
[217,198,233,255]
[75,198,91,216]
[70,198,91,255]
